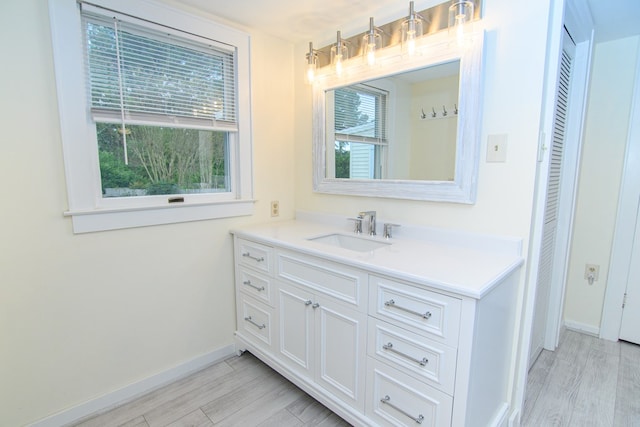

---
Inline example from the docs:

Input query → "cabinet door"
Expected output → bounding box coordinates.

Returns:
[315,294,367,412]
[278,282,314,378]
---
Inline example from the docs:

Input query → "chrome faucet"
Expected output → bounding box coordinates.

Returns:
[359,211,377,236]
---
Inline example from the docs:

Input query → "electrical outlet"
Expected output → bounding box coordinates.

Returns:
[270,200,279,217]
[584,264,599,283]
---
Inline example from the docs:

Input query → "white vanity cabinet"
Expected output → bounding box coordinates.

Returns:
[235,239,276,353]
[232,224,521,427]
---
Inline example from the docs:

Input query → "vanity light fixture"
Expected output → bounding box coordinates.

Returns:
[362,17,382,67]
[401,1,425,56]
[305,41,318,84]
[330,31,349,77]
[449,0,475,47]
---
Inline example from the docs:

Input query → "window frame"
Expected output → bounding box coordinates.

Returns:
[327,83,390,180]
[49,0,254,233]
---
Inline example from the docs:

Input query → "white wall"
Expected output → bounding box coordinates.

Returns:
[0,1,295,425]
[409,75,459,181]
[563,35,640,333]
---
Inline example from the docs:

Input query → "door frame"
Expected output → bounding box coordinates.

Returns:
[600,44,640,341]
[510,0,593,424]
[544,20,594,351]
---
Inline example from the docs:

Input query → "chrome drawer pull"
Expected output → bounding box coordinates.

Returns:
[380,395,424,424]
[242,252,265,262]
[244,316,266,330]
[382,342,429,366]
[243,280,265,291]
[384,299,432,320]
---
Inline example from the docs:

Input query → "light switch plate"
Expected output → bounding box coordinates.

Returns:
[487,134,508,162]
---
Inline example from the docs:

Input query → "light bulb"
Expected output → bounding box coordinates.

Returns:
[455,15,466,47]
[362,17,382,67]
[401,1,424,56]
[335,54,343,76]
[366,46,376,66]
[449,1,474,48]
[306,63,316,84]
[331,31,349,77]
[407,32,417,56]
[305,41,317,85]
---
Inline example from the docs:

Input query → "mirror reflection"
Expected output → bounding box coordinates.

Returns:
[325,61,460,182]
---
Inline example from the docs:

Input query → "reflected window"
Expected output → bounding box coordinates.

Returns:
[332,85,388,179]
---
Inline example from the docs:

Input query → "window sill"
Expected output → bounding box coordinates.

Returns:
[65,199,255,233]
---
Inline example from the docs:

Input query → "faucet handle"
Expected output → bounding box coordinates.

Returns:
[347,217,364,234]
[383,223,401,239]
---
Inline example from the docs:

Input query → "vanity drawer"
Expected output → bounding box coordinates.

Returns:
[368,319,457,394]
[237,294,274,351]
[236,238,273,274]
[237,266,273,306]
[366,358,453,427]
[277,251,367,308]
[369,275,461,346]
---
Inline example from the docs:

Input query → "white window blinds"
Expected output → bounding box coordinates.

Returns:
[334,85,388,145]
[81,7,237,131]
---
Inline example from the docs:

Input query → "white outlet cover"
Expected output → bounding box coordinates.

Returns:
[487,134,508,162]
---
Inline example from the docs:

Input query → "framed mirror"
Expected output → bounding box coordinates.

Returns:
[312,32,484,203]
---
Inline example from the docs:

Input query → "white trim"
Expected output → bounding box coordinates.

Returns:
[564,319,600,337]
[600,42,640,341]
[545,17,595,351]
[48,0,254,233]
[29,345,235,427]
[68,199,255,233]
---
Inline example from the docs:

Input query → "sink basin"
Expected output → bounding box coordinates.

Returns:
[308,233,391,252]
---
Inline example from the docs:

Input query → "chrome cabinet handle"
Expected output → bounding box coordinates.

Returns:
[382,342,429,366]
[244,316,266,330]
[312,302,320,309]
[242,252,264,262]
[305,300,313,306]
[380,395,424,424]
[384,299,432,320]
[243,280,265,291]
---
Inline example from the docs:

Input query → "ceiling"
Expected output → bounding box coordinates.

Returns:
[172,0,640,44]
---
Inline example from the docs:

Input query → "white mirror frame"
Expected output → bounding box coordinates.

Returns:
[312,31,484,203]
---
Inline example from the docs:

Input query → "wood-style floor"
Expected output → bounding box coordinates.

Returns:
[72,351,351,427]
[522,329,640,427]
[73,329,639,427]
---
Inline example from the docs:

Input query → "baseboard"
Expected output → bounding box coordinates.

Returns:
[508,408,520,427]
[490,403,509,427]
[30,345,236,427]
[564,319,600,336]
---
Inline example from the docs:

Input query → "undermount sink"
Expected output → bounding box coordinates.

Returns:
[308,233,391,252]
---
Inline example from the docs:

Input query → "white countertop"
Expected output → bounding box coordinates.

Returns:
[231,214,524,299]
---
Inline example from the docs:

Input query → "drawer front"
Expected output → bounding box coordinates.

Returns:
[237,294,274,350]
[236,238,273,274]
[369,275,461,346]
[368,319,457,394]
[277,251,367,308]
[238,267,273,306]
[366,358,453,427]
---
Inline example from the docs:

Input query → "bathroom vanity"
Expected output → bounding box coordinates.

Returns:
[232,212,523,427]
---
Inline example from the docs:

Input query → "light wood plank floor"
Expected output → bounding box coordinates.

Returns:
[522,329,640,427]
[73,330,639,427]
[72,352,351,427]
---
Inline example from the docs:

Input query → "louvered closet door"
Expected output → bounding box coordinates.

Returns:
[529,29,575,367]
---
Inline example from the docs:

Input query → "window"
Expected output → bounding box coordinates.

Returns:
[49,0,253,233]
[333,85,388,179]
